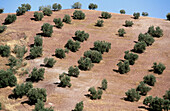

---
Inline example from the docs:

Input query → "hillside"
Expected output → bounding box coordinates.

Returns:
[0,9,170,111]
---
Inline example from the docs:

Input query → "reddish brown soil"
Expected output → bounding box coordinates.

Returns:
[0,9,170,111]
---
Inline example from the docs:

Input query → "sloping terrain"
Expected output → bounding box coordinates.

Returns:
[0,9,170,111]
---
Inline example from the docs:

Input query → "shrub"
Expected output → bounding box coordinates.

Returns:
[33,99,54,111]
[118,28,126,37]
[133,41,147,53]
[142,12,149,16]
[53,18,63,28]
[124,50,138,65]
[120,9,126,14]
[41,23,53,37]
[101,12,112,19]
[27,88,47,104]
[0,45,10,57]
[101,79,107,90]
[8,56,18,68]
[30,46,42,59]
[88,87,103,99]
[93,41,111,54]
[29,67,45,82]
[78,57,94,71]
[152,62,166,74]
[125,88,141,102]
[75,30,89,42]
[34,12,44,21]
[52,3,62,11]
[55,48,66,59]
[12,82,33,98]
[125,20,134,27]
[133,12,140,19]
[74,101,84,111]
[68,66,80,77]
[73,10,85,20]
[16,6,26,16]
[0,25,7,33]
[163,89,170,100]
[44,57,56,68]
[13,45,27,58]
[117,60,130,74]
[43,8,52,16]
[136,81,151,96]
[59,73,71,87]
[88,3,98,10]
[0,69,17,88]
[34,35,43,47]
[0,8,4,14]
[147,26,163,37]
[84,50,102,63]
[95,20,104,27]
[63,14,71,24]
[166,13,170,21]
[138,33,155,46]
[72,2,82,9]
[143,74,156,86]
[64,39,81,52]
[5,14,17,24]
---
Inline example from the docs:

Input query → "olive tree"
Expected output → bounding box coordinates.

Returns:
[34,12,44,21]
[120,9,126,14]
[152,62,166,74]
[88,87,103,99]
[167,13,170,21]
[125,88,141,102]
[118,28,126,37]
[63,14,71,24]
[30,46,42,59]
[117,60,130,74]
[143,74,156,86]
[95,20,104,27]
[4,14,17,24]
[138,33,155,46]
[73,10,85,20]
[136,81,151,96]
[43,57,56,68]
[59,73,71,87]
[133,41,147,53]
[75,30,89,42]
[55,48,66,59]
[43,8,52,16]
[0,25,7,33]
[147,26,163,37]
[84,50,102,63]
[0,45,10,57]
[125,20,134,27]
[41,23,53,37]
[29,67,45,82]
[64,39,81,52]
[88,3,98,10]
[78,57,94,71]
[74,101,84,111]
[133,12,140,19]
[72,2,82,9]
[53,18,63,28]
[101,79,107,90]
[68,66,80,77]
[52,3,62,11]
[124,50,138,65]
[93,41,111,54]
[101,12,112,19]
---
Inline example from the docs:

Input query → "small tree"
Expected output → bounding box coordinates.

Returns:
[34,12,44,21]
[143,74,156,86]
[52,3,62,11]
[84,50,102,63]
[64,39,81,52]
[41,23,53,37]
[21,3,31,11]
[133,12,140,19]
[0,45,10,57]
[142,12,149,16]
[68,66,80,77]
[88,87,103,99]
[74,101,84,111]
[124,50,138,65]
[4,14,17,24]
[125,20,134,27]
[8,56,17,69]
[167,13,170,21]
[163,89,170,100]
[88,3,98,10]
[72,2,82,9]
[95,20,104,27]
[147,26,163,37]
[16,6,26,16]
[133,41,147,53]
[43,8,52,16]
[138,33,155,46]
[29,67,45,82]
[33,99,54,111]
[34,35,43,47]
[73,10,85,20]
[101,12,112,19]
[117,60,130,74]
[93,41,111,54]
[55,48,66,59]
[27,88,47,104]
[120,9,126,14]
[59,73,71,87]
[136,81,151,96]
[78,57,94,71]
[101,79,107,90]
[152,62,166,74]
[0,8,4,14]
[118,28,126,37]
[0,25,7,33]
[30,46,42,59]
[63,14,71,24]
[125,88,141,102]
[75,30,89,42]
[44,57,56,68]
[53,18,63,28]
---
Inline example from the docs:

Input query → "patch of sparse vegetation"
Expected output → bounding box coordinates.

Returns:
[78,57,94,71]
[101,12,112,19]
[43,57,56,68]
[88,3,98,10]
[73,10,85,20]
[64,39,81,52]
[13,45,27,58]
[152,62,166,74]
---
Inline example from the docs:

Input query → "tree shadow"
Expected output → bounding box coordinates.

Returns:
[130,49,143,54]
[98,16,104,19]
[118,59,125,62]
[84,94,91,99]
[138,106,150,111]
[72,37,78,41]
[36,32,44,36]
[30,18,35,21]
[21,100,34,106]
[40,64,45,67]
[25,55,35,60]
[148,69,154,72]
[8,94,18,99]
[2,22,11,25]
[113,69,119,73]
[134,41,138,43]
[53,82,65,88]
[29,44,34,48]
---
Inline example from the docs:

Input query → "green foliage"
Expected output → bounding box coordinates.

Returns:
[0,69,17,88]
[84,50,102,63]
[133,41,147,53]
[22,3,31,11]
[143,74,156,86]
[73,10,85,20]
[88,3,98,10]
[75,30,89,42]
[39,5,51,11]
[43,8,52,16]
[133,12,140,19]
[147,26,163,37]
[101,79,107,90]
[72,2,82,9]
[95,20,104,27]
[138,33,155,46]
[120,9,126,14]
[33,99,54,111]
[125,20,134,27]
[88,87,103,99]
[5,14,17,24]
[142,12,149,16]
[101,12,112,19]
[167,13,170,21]
[117,60,130,74]
[64,39,81,52]
[55,48,66,59]
[41,23,53,37]
[34,35,43,47]
[13,45,27,58]
[53,18,64,28]
[124,50,138,65]
[59,73,71,87]
[63,14,71,24]
[68,66,80,77]
[152,62,166,74]
[143,96,153,106]
[12,82,33,98]
[8,56,17,69]
[93,40,111,54]
[163,89,170,100]
[118,28,126,37]
[27,88,47,104]
[0,25,7,33]
[29,67,45,82]
[43,57,56,68]
[64,48,69,54]
[136,81,151,96]
[0,45,10,57]
[30,46,42,59]
[0,8,4,14]
[78,57,94,71]
[34,12,44,21]
[74,101,84,111]
[52,3,62,11]
[125,88,141,102]
[16,5,26,16]
[0,102,1,110]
